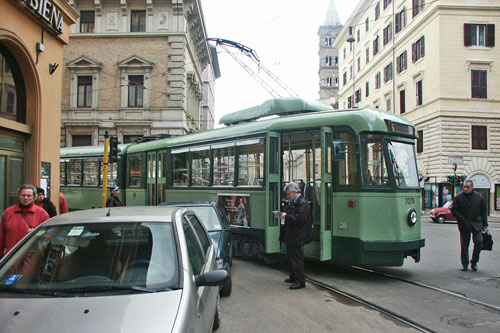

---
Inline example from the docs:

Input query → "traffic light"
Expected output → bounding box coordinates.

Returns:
[109,136,121,163]
[447,175,454,184]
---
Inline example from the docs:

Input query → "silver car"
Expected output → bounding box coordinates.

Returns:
[0,207,227,332]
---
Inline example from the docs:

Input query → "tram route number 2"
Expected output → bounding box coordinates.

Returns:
[405,197,415,205]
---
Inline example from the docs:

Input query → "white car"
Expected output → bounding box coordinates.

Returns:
[0,206,227,332]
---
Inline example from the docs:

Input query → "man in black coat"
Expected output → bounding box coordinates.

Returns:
[451,179,488,271]
[106,186,123,207]
[35,187,57,218]
[279,182,312,290]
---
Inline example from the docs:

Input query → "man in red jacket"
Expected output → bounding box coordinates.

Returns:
[0,184,49,258]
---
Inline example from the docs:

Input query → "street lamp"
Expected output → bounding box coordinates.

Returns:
[346,26,355,108]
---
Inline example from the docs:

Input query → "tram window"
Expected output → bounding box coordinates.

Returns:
[128,154,144,188]
[387,141,419,188]
[100,161,116,186]
[83,159,99,186]
[337,132,359,186]
[192,150,210,187]
[173,152,189,186]
[238,142,264,186]
[60,162,66,185]
[361,134,389,186]
[213,147,235,186]
[67,160,82,186]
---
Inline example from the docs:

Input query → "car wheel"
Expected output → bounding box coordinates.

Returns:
[437,215,445,224]
[220,268,232,297]
[212,294,221,331]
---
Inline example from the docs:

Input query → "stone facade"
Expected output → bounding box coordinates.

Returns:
[61,0,217,146]
[334,0,500,212]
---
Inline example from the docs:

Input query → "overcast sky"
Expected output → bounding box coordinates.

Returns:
[200,0,358,126]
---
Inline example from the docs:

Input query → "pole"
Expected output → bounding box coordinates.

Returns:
[102,131,110,207]
[352,41,355,107]
[453,171,457,197]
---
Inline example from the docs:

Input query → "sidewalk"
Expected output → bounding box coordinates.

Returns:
[422,210,500,223]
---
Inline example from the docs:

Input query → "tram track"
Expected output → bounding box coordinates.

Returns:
[350,266,500,313]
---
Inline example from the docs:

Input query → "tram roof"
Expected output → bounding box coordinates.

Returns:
[61,144,131,157]
[126,102,415,154]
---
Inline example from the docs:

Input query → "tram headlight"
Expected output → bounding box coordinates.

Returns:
[407,209,418,226]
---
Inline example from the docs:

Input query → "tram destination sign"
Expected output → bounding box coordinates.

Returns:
[18,0,64,34]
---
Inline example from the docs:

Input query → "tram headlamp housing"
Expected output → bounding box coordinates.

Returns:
[407,209,418,226]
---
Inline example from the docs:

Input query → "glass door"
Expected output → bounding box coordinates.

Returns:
[320,127,333,261]
[265,132,281,253]
[147,151,157,206]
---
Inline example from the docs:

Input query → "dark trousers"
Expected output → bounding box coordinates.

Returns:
[286,243,305,286]
[459,226,483,266]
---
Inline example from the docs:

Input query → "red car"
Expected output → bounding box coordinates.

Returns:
[429,201,457,223]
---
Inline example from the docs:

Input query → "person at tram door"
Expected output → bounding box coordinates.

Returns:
[106,185,123,207]
[59,191,69,214]
[451,179,488,272]
[279,182,312,290]
[237,198,248,227]
[0,184,50,258]
[35,187,57,218]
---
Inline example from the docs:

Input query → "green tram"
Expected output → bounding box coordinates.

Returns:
[60,98,425,266]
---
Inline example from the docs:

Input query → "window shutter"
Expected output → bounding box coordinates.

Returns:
[481,71,487,98]
[464,24,472,46]
[487,24,495,47]
[421,36,425,57]
[412,42,416,62]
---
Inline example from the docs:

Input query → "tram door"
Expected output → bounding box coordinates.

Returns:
[265,131,281,253]
[157,150,167,204]
[147,151,157,205]
[320,127,333,261]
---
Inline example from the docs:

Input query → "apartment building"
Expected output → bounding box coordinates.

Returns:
[61,0,217,146]
[334,0,500,213]
[318,0,343,105]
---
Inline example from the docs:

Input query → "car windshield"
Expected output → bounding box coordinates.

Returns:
[0,222,179,294]
[387,140,419,189]
[190,207,222,232]
[443,201,452,208]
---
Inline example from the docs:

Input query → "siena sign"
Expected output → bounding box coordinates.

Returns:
[22,0,64,34]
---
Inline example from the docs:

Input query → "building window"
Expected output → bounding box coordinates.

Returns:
[383,62,393,83]
[383,23,392,46]
[373,36,379,55]
[471,70,487,99]
[325,37,332,46]
[417,130,423,153]
[397,51,407,74]
[73,135,92,147]
[325,56,333,66]
[375,3,380,20]
[357,57,361,72]
[395,8,406,34]
[6,87,16,114]
[383,0,392,10]
[366,47,370,64]
[357,29,360,42]
[128,75,144,107]
[350,66,353,79]
[80,11,95,33]
[343,72,347,85]
[131,10,146,32]
[400,90,406,114]
[335,56,339,66]
[355,89,361,104]
[412,36,425,62]
[365,18,369,32]
[348,96,352,109]
[464,24,495,47]
[416,80,423,106]
[77,76,92,108]
[327,77,333,86]
[472,125,487,150]
[413,0,424,18]
[386,98,392,112]
[366,81,370,97]
[375,72,381,89]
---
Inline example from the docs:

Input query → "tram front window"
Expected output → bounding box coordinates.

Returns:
[361,134,390,187]
[387,140,419,188]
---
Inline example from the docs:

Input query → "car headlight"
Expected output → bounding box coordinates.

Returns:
[408,209,418,226]
[216,258,224,270]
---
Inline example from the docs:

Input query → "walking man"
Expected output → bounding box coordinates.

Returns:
[0,184,50,258]
[279,182,312,290]
[451,179,488,271]
[106,185,123,207]
[35,187,57,218]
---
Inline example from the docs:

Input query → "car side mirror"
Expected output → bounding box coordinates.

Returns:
[332,140,346,161]
[195,269,228,287]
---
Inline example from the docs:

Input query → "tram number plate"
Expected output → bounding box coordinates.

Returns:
[405,197,415,205]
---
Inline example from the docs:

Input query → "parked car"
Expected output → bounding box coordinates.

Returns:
[162,201,232,296]
[429,201,457,223]
[0,207,227,332]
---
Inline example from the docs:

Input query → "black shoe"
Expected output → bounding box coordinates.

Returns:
[461,265,468,271]
[289,284,305,290]
[284,278,295,283]
[471,262,477,271]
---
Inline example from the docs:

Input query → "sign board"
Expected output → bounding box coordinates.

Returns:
[470,174,490,189]
[19,0,64,34]
[217,193,251,227]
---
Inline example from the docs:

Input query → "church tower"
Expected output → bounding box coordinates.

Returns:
[318,0,343,106]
